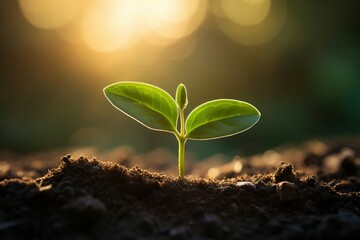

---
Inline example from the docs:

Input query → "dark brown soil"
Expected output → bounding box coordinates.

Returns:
[1,139,360,240]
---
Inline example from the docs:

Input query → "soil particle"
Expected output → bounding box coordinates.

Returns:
[276,181,298,202]
[61,154,72,165]
[236,181,256,190]
[274,162,297,183]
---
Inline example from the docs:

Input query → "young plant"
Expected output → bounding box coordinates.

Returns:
[104,82,260,179]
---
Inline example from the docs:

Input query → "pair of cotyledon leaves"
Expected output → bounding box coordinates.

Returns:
[104,82,260,140]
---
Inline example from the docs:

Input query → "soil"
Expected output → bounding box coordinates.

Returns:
[1,138,360,240]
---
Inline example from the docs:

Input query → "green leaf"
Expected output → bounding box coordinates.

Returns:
[104,82,178,133]
[185,99,260,140]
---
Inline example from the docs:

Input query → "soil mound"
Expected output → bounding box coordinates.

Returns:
[1,150,360,239]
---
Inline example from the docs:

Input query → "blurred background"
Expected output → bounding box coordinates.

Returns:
[1,0,360,159]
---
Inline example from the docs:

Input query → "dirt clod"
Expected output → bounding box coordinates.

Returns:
[274,162,297,183]
[61,155,71,165]
[276,181,298,202]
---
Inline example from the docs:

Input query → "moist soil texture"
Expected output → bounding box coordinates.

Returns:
[0,139,360,240]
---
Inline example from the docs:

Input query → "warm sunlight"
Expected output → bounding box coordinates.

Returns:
[81,0,206,52]
[19,0,206,52]
[18,0,287,50]
[19,0,83,29]
[215,0,287,45]
[221,0,271,26]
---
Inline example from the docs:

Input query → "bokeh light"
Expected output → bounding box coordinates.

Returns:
[211,0,286,45]
[81,0,206,52]
[18,0,285,50]
[150,0,206,40]
[221,0,271,26]
[81,0,136,52]
[18,0,207,53]
[19,0,84,29]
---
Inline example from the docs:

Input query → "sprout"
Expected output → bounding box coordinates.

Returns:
[104,82,260,179]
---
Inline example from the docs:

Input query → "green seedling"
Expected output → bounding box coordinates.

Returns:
[104,82,260,179]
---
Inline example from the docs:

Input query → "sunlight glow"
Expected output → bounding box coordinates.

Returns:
[18,0,285,51]
[81,0,135,52]
[18,0,206,53]
[221,0,271,26]
[215,0,286,45]
[81,0,206,52]
[19,0,83,29]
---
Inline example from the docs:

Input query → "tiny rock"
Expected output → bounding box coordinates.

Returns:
[276,181,298,202]
[39,184,52,192]
[236,181,256,190]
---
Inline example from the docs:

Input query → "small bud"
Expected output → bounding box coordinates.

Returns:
[176,83,188,109]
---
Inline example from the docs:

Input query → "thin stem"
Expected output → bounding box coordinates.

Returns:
[180,107,185,137]
[177,107,186,179]
[178,138,186,179]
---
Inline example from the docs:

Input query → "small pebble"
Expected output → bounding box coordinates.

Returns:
[276,181,298,202]
[39,184,52,192]
[236,181,256,189]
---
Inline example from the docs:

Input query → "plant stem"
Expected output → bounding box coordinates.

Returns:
[178,107,186,179]
[178,138,186,179]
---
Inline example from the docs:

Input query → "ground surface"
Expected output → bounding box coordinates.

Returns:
[0,138,360,239]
